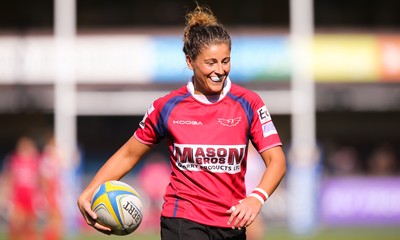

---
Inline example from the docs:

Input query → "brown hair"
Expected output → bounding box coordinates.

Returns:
[183,4,231,60]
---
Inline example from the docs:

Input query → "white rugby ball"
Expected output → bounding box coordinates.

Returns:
[91,180,143,235]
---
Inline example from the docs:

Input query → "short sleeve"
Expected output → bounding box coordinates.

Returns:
[248,94,282,153]
[134,100,164,146]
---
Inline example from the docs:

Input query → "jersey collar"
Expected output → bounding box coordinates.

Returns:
[187,77,232,104]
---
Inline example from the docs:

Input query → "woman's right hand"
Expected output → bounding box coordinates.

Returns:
[76,136,151,234]
[77,190,112,235]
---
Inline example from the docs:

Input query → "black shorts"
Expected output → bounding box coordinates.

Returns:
[160,216,246,240]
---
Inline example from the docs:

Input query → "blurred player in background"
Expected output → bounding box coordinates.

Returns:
[77,4,286,240]
[3,136,42,240]
[40,136,64,240]
[137,152,170,232]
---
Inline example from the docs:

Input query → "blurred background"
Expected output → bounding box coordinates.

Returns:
[0,0,399,239]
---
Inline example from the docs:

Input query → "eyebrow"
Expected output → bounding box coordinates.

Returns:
[203,57,231,62]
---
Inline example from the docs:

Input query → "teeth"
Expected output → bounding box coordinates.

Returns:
[211,76,222,82]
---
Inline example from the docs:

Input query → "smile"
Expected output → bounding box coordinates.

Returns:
[210,76,223,82]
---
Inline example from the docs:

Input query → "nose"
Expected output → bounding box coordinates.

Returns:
[214,63,224,75]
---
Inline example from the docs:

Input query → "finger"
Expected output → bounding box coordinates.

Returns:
[79,206,96,226]
[93,222,112,234]
[80,200,97,219]
[230,206,250,229]
[227,205,239,226]
[245,215,256,228]
[84,213,112,234]
[78,208,93,225]
[232,211,246,229]
[98,229,112,235]
[238,212,253,229]
[233,205,254,229]
[226,205,236,214]
[78,196,97,222]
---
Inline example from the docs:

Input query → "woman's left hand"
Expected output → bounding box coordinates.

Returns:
[226,196,263,229]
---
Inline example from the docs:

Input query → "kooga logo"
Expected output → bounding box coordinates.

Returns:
[173,120,203,125]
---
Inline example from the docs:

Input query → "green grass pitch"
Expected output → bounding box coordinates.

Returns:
[1,226,399,240]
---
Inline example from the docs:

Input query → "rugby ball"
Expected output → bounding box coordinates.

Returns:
[91,180,143,235]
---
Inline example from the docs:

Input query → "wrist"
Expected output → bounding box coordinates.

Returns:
[249,187,269,205]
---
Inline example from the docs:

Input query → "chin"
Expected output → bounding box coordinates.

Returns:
[208,86,224,94]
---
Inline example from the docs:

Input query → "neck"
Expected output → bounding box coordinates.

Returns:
[187,77,232,104]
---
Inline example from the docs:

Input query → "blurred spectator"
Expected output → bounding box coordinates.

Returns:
[2,136,42,240]
[327,145,361,176]
[40,136,64,240]
[367,143,398,176]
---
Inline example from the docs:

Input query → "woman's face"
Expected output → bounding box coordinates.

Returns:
[186,43,231,95]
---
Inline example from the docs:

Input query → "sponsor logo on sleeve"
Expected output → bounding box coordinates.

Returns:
[139,104,155,128]
[262,122,277,137]
[257,106,271,124]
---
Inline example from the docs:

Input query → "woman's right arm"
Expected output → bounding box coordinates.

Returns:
[77,135,152,234]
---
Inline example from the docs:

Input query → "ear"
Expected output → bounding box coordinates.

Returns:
[186,55,194,70]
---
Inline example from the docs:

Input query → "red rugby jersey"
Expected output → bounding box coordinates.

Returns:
[134,78,282,227]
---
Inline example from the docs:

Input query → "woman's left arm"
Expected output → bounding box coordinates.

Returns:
[257,146,287,197]
[227,146,286,229]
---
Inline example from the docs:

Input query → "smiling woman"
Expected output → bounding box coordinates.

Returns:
[77,4,286,240]
[183,6,232,95]
[187,44,231,95]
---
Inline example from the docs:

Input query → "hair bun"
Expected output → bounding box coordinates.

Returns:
[182,4,231,60]
[185,5,218,27]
